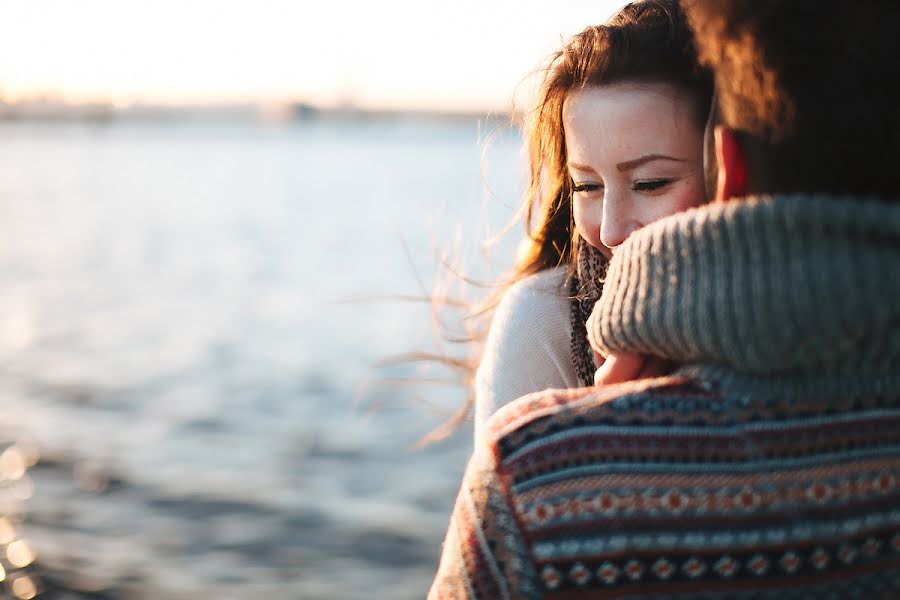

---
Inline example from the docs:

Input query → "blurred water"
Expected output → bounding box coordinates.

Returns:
[0,118,524,598]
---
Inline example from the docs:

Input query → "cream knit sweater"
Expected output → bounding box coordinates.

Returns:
[473,267,581,439]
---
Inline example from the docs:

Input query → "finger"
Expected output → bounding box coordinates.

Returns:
[637,357,675,379]
[594,352,645,386]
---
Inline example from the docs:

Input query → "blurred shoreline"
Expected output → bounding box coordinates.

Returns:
[0,98,512,127]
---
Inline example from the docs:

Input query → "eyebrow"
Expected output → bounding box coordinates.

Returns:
[567,154,687,174]
[617,154,686,172]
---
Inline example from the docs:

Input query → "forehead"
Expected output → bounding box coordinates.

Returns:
[562,81,702,165]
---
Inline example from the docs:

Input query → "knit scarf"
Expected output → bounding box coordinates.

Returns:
[587,195,900,397]
[569,238,608,387]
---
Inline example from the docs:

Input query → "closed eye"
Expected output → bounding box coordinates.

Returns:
[572,182,603,193]
[631,179,674,192]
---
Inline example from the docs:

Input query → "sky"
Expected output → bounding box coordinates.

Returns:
[0,0,625,111]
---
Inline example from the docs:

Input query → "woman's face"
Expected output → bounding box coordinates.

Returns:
[563,81,706,258]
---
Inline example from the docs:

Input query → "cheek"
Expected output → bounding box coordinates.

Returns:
[643,179,706,222]
[673,177,708,212]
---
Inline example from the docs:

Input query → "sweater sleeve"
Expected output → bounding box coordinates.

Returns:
[428,441,541,600]
[474,268,578,439]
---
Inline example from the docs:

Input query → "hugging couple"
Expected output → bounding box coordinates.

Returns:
[431,0,900,598]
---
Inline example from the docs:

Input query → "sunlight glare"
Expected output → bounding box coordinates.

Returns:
[0,518,15,545]
[0,447,26,481]
[11,575,37,600]
[0,0,625,110]
[6,539,35,568]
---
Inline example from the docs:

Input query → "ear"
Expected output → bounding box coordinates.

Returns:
[714,126,749,201]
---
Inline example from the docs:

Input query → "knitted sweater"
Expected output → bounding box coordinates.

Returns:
[429,195,900,599]
[474,268,581,440]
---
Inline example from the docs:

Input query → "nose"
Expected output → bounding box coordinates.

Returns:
[600,192,641,251]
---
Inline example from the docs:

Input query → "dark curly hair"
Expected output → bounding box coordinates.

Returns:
[683,0,900,198]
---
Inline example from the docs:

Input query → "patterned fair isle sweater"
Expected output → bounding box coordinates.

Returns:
[429,195,900,599]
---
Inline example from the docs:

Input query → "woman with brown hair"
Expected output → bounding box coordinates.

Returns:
[473,0,714,436]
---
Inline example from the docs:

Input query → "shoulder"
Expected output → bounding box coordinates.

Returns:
[483,375,717,458]
[491,267,571,331]
[485,267,572,358]
[475,268,578,432]
[454,373,900,598]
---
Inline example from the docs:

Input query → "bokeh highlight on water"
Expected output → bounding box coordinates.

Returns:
[0,118,524,598]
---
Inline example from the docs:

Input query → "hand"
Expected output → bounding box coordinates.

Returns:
[594,352,673,386]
